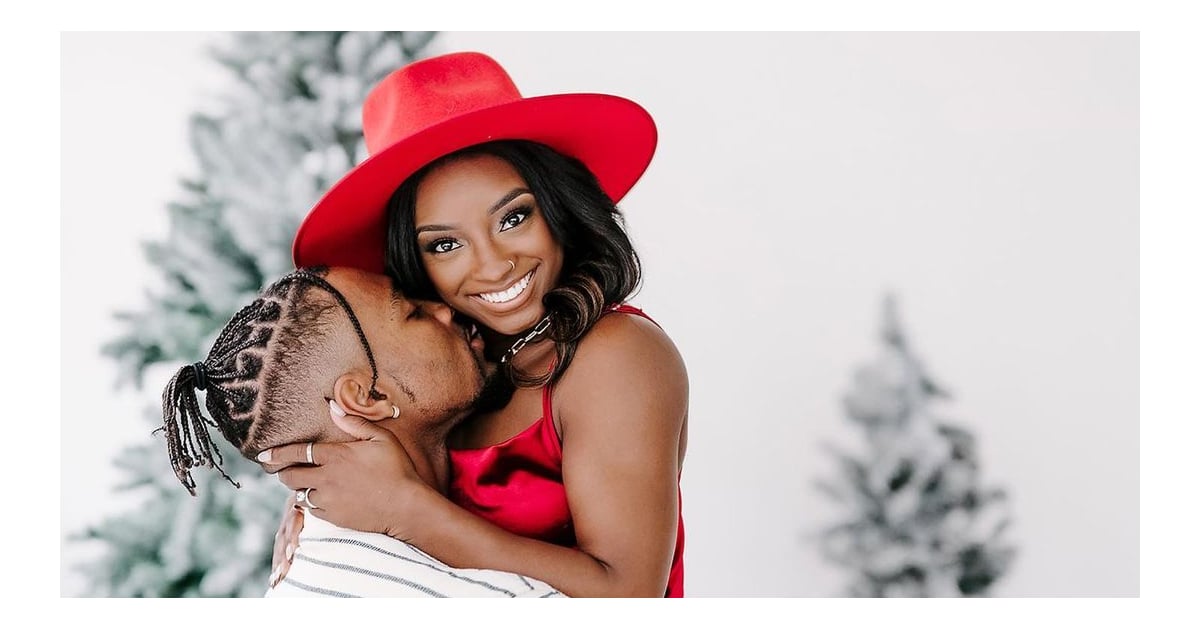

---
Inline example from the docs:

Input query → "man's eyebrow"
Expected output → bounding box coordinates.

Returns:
[389,286,415,318]
[415,187,533,235]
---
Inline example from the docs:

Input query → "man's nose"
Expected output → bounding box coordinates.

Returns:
[421,300,455,326]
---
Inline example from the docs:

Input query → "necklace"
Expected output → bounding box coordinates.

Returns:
[499,315,552,364]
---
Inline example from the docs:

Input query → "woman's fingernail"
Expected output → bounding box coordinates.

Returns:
[286,544,295,561]
[329,399,346,418]
[256,449,271,463]
[268,567,280,587]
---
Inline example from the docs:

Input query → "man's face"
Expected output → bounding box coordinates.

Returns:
[327,267,492,425]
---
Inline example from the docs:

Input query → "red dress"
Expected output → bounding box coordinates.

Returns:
[447,305,685,597]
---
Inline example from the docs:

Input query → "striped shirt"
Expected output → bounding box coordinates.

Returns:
[265,512,565,598]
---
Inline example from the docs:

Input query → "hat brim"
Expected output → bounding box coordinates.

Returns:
[292,93,657,274]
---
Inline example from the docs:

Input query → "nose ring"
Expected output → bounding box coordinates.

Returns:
[507,260,516,273]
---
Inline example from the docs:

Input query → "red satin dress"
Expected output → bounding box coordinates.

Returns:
[447,305,685,597]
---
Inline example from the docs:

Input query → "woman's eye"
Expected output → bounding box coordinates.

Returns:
[427,239,460,254]
[499,208,531,232]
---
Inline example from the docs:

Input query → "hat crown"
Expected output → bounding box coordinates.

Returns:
[363,52,522,155]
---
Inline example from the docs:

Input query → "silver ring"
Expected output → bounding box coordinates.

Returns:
[507,259,515,273]
[296,487,318,510]
[305,442,314,465]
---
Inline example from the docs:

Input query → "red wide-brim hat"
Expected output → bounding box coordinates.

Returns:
[292,51,658,274]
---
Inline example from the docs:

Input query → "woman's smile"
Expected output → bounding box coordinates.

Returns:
[473,269,535,307]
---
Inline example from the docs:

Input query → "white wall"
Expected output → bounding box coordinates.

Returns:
[61,32,1138,597]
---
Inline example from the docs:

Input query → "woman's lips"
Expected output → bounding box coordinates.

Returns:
[470,269,536,314]
[475,270,534,304]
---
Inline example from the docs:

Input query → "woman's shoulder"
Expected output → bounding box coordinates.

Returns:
[589,304,677,349]
[561,305,688,394]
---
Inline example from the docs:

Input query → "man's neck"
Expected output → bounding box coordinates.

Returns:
[379,418,455,495]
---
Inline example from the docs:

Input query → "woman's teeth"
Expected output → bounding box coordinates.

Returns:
[478,271,532,304]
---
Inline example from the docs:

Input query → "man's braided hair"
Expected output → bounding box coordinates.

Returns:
[158,267,385,496]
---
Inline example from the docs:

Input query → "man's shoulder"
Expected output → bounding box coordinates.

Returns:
[271,522,564,597]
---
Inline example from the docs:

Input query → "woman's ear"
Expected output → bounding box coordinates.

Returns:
[331,372,396,422]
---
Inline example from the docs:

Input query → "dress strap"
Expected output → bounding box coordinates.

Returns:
[603,303,661,328]
[541,376,555,424]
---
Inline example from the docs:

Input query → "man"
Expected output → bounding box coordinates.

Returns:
[159,266,563,597]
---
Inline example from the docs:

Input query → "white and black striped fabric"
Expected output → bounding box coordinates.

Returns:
[265,512,565,598]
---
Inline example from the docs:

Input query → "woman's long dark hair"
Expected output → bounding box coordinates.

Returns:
[385,140,642,387]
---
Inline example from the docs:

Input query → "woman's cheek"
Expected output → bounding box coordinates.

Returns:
[428,263,467,307]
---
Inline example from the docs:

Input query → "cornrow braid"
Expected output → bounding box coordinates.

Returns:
[157,296,277,495]
[284,269,387,402]
[157,267,386,496]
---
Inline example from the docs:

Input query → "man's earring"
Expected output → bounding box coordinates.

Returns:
[391,405,400,419]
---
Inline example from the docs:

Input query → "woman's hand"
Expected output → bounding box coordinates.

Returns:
[259,407,426,541]
[268,495,304,588]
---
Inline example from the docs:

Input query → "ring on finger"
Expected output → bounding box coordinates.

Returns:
[305,442,315,465]
[296,487,318,510]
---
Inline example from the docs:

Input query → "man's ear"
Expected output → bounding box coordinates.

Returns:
[331,372,395,422]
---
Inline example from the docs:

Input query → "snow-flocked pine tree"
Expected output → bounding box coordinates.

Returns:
[817,295,1018,597]
[70,31,437,597]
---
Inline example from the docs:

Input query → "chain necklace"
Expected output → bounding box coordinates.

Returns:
[499,315,552,364]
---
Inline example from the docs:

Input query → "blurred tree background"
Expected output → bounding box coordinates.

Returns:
[70,31,436,597]
[817,295,1018,596]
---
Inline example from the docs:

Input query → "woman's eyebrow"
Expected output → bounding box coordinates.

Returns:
[486,187,533,215]
[416,223,455,235]
[415,187,533,235]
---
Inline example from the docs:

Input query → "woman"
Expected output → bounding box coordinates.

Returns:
[269,51,688,597]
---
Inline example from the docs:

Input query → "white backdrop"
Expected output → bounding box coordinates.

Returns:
[61,31,1138,597]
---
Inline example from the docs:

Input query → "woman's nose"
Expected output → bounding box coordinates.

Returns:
[472,242,515,283]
